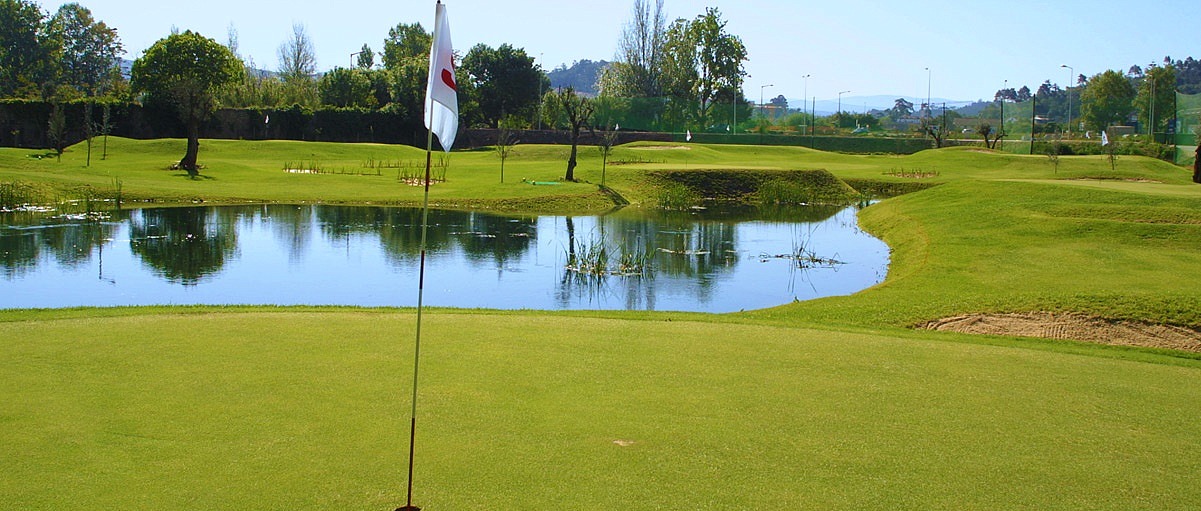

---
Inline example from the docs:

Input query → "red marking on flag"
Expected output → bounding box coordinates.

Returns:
[442,69,457,91]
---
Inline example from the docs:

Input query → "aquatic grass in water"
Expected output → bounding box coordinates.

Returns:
[565,237,650,278]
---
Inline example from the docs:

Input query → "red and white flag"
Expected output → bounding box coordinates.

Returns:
[425,1,458,151]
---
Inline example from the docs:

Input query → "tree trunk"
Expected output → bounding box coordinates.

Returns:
[180,117,201,177]
[565,125,580,181]
[1194,145,1200,184]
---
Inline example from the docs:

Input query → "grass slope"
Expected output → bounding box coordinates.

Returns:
[3,139,1201,509]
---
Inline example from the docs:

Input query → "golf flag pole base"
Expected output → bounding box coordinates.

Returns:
[395,507,421,511]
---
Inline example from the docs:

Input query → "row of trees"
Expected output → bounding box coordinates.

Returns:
[994,59,1185,135]
[0,1,124,100]
[215,22,549,131]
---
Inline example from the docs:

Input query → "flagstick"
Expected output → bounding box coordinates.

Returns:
[399,64,437,511]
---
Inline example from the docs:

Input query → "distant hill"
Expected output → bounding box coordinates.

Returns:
[547,59,609,96]
[954,101,994,117]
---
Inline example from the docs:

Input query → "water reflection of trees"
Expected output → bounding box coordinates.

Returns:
[260,205,312,264]
[554,205,846,310]
[314,206,535,268]
[128,207,239,286]
[0,212,123,278]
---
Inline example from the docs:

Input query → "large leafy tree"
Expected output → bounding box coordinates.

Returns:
[659,8,747,126]
[47,3,122,95]
[1133,64,1176,134]
[0,0,57,98]
[318,67,376,108]
[381,22,429,71]
[462,43,547,127]
[131,31,243,176]
[380,21,479,128]
[1079,70,1134,132]
[689,8,747,123]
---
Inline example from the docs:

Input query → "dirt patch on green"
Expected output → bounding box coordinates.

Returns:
[921,312,1201,352]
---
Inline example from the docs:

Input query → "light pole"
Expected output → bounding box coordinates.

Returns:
[1000,79,1007,142]
[1061,64,1073,137]
[801,74,811,135]
[760,84,774,120]
[1149,73,1156,137]
[350,51,362,68]
[837,90,851,129]
[537,53,544,130]
[925,67,931,120]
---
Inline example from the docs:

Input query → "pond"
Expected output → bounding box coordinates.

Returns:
[0,204,888,312]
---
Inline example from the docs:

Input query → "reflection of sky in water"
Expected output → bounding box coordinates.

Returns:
[0,205,888,313]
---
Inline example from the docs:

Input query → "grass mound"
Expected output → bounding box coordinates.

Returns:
[647,168,859,206]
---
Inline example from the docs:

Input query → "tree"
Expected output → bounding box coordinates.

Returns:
[685,8,748,125]
[382,22,429,71]
[890,98,914,121]
[595,125,619,187]
[1080,69,1135,132]
[920,115,948,148]
[1194,141,1200,184]
[46,101,65,160]
[356,43,374,69]
[318,67,375,108]
[976,122,1001,149]
[994,88,1018,102]
[605,0,667,97]
[47,3,123,95]
[277,23,317,107]
[0,0,57,98]
[131,31,243,176]
[546,87,594,181]
[462,43,547,127]
[1016,86,1032,102]
[380,22,431,125]
[494,118,519,184]
[659,19,698,101]
[1134,65,1176,135]
[277,23,316,80]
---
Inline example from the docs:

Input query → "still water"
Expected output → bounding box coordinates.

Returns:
[0,204,888,312]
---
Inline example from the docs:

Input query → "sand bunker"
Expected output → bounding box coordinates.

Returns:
[921,312,1201,352]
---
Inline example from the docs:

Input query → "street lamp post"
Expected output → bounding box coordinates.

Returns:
[837,90,851,129]
[925,67,931,120]
[537,53,544,130]
[1061,64,1073,137]
[801,74,811,136]
[1000,79,1007,142]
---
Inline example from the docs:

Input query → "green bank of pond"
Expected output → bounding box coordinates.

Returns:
[1,202,889,312]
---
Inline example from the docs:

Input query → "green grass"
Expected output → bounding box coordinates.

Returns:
[3,138,1201,509]
[3,309,1200,510]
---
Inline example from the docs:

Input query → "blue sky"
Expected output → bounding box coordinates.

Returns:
[37,0,1200,103]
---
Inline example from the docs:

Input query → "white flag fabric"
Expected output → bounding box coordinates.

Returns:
[686,130,692,142]
[1101,130,1109,146]
[424,2,458,152]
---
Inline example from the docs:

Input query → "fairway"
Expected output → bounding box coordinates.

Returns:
[3,139,1201,509]
[2,310,1200,510]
